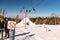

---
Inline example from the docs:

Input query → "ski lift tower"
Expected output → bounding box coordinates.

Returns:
[20,0,45,29]
[20,8,31,29]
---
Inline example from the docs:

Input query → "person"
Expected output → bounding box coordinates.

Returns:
[0,18,4,29]
[0,18,4,40]
[0,18,4,31]
[4,18,9,38]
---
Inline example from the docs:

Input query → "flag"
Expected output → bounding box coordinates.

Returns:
[20,9,31,13]
[32,8,36,13]
[29,10,31,12]
[26,10,28,12]
[33,8,35,11]
[24,10,30,13]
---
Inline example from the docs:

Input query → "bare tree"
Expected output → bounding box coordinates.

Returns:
[51,13,57,25]
[0,8,2,15]
[0,8,7,17]
[15,15,19,24]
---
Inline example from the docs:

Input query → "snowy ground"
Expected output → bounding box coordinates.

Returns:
[0,25,60,40]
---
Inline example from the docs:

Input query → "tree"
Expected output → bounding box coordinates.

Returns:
[51,13,57,25]
[0,8,7,17]
[15,15,19,24]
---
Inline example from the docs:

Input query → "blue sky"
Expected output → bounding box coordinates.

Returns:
[0,0,60,18]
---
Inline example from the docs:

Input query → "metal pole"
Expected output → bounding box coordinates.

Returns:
[24,10,28,29]
[25,12,26,29]
[12,28,15,40]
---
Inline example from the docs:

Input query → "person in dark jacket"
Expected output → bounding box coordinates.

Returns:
[0,18,4,31]
[4,18,9,38]
[0,18,4,29]
[0,18,4,40]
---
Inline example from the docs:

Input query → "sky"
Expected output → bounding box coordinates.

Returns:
[0,0,60,18]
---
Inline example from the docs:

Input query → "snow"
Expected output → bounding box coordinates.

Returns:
[16,17,35,27]
[0,25,60,40]
[14,25,60,40]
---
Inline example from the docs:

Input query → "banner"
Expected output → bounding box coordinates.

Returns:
[7,21,16,30]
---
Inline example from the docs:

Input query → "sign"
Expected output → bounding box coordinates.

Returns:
[7,21,16,30]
